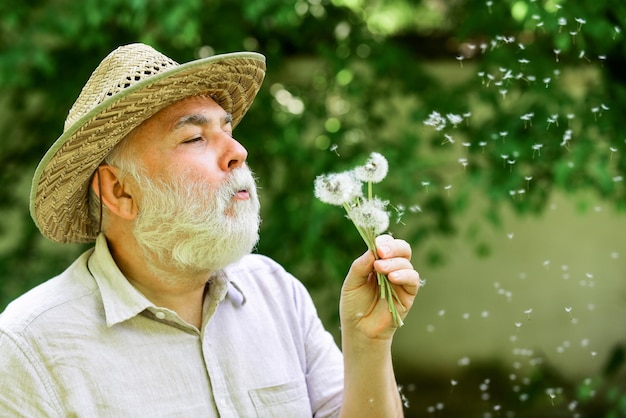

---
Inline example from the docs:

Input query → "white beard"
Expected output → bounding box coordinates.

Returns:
[130,166,260,285]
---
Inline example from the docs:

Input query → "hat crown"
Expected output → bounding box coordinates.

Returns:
[64,43,179,131]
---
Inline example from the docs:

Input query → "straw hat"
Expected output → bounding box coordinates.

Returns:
[29,43,266,244]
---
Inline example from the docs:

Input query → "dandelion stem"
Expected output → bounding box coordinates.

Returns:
[343,201,405,327]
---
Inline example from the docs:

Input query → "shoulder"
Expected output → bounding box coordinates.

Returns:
[225,253,307,293]
[0,249,98,334]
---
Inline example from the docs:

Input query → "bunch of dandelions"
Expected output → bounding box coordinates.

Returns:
[314,152,405,327]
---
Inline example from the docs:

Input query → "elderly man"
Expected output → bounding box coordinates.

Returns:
[0,44,420,417]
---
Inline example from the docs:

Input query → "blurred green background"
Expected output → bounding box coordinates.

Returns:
[2,0,626,416]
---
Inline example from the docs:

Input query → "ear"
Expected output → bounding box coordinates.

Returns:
[91,165,138,220]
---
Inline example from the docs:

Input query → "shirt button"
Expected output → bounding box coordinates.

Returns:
[155,311,166,320]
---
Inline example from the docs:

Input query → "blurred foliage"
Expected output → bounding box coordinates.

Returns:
[2,0,626,415]
[2,0,626,308]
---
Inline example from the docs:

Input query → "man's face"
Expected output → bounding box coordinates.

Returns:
[117,96,260,280]
[126,95,250,194]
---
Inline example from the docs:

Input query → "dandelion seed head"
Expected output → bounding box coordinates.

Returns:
[349,197,390,234]
[314,171,362,206]
[354,152,389,183]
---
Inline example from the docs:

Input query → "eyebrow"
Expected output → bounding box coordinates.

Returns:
[173,112,233,130]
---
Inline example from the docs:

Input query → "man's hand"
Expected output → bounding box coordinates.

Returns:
[340,234,421,340]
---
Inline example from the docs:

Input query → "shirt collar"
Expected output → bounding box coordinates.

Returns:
[88,234,247,328]
[88,234,155,327]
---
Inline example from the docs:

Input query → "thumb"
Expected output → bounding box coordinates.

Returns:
[344,249,376,288]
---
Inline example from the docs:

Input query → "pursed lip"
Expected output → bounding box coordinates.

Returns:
[233,189,250,200]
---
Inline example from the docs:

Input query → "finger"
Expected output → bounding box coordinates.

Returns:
[373,257,414,276]
[375,235,412,260]
[387,269,421,293]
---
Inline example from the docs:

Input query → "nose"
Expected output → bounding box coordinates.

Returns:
[222,135,248,171]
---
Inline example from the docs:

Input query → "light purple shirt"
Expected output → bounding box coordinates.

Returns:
[0,235,343,417]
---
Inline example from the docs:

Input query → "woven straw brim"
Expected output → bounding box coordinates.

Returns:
[30,52,266,244]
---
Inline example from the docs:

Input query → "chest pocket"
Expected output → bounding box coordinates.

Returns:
[248,378,312,418]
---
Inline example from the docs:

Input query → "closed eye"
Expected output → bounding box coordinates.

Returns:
[182,136,204,144]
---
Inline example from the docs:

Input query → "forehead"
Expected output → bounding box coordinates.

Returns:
[144,95,226,130]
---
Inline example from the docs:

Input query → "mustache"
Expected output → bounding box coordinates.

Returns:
[223,166,258,196]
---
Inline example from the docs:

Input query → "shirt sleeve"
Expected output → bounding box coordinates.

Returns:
[0,330,63,417]
[290,278,344,418]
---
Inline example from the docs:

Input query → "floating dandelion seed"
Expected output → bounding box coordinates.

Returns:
[520,112,534,128]
[591,106,600,120]
[565,306,574,321]
[442,133,455,145]
[424,111,446,131]
[547,114,559,128]
[507,159,516,172]
[579,50,590,61]
[446,113,463,127]
[558,17,567,32]
[525,308,533,320]
[329,144,340,156]
[561,130,573,148]
[554,49,561,62]
[499,89,508,99]
[486,0,493,13]
[532,144,543,158]
[543,77,551,88]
